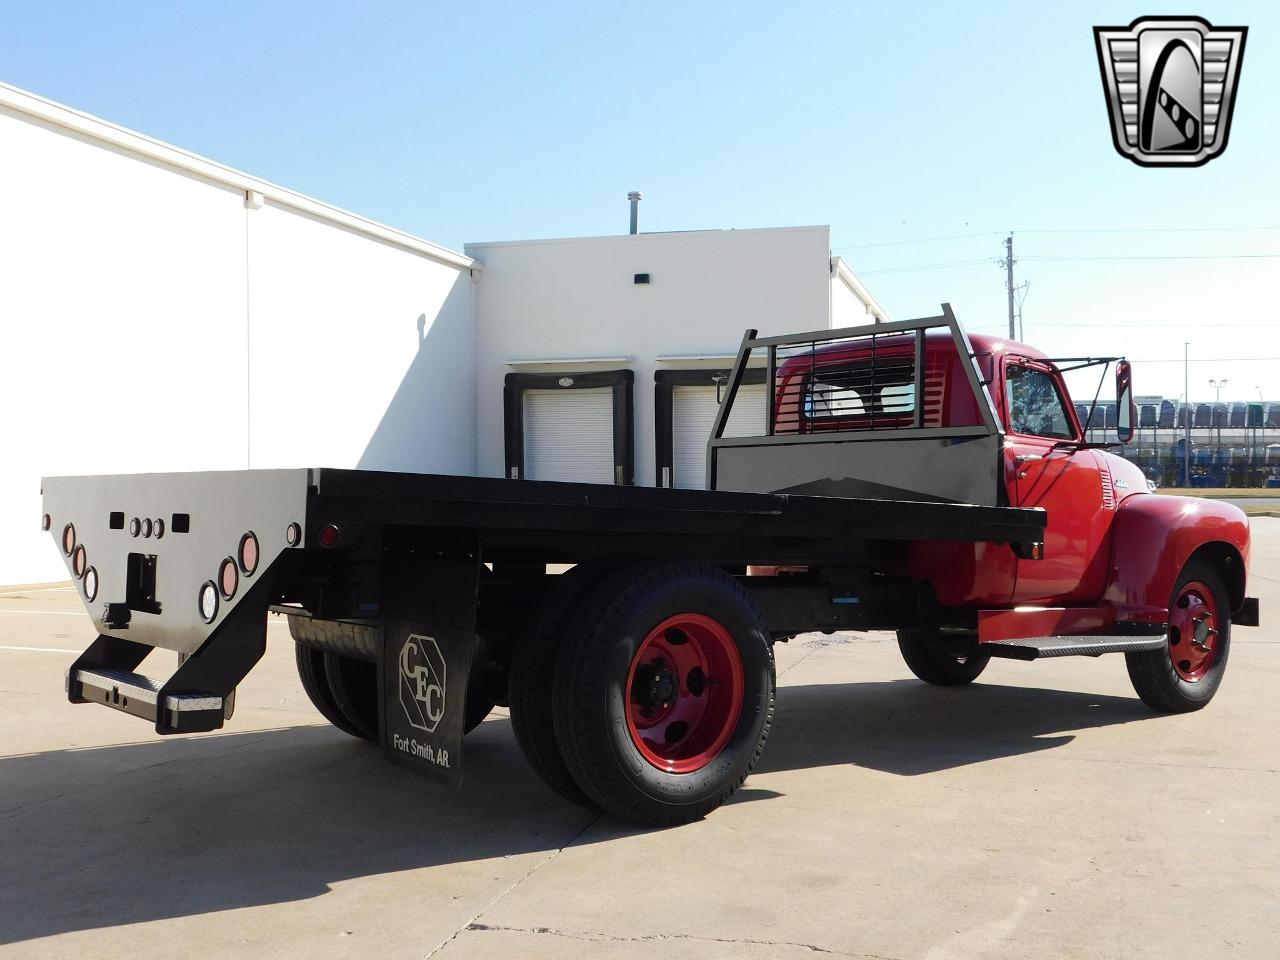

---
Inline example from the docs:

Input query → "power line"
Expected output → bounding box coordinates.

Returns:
[1023,252,1280,262]
[1019,225,1280,236]
[833,230,1001,251]
[837,224,1280,250]
[853,251,1280,276]
[1128,357,1280,363]
[857,257,992,275]
[981,321,1278,328]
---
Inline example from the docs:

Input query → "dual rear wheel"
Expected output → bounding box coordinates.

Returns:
[295,636,495,742]
[509,561,776,825]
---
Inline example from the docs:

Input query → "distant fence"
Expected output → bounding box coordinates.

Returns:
[1103,432,1280,488]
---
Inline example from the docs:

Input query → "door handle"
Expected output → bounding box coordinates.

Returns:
[1014,454,1044,464]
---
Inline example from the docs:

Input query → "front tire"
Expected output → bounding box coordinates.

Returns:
[552,562,775,826]
[897,629,990,686]
[1126,558,1231,712]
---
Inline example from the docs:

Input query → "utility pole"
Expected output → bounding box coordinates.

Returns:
[1184,342,1191,487]
[1003,234,1016,339]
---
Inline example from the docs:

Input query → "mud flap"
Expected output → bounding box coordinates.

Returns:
[378,532,479,789]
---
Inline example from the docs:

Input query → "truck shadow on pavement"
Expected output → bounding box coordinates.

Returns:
[758,677,1155,777]
[0,679,1154,944]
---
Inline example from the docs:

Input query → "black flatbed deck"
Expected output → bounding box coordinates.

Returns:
[308,469,1045,564]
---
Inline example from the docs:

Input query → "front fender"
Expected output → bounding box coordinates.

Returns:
[1103,494,1250,622]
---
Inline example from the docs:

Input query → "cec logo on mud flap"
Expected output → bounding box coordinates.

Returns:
[399,635,446,733]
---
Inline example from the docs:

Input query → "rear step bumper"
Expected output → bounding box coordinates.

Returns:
[983,632,1167,660]
[68,667,231,733]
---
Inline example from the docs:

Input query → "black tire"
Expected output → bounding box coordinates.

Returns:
[897,629,991,686]
[294,644,367,740]
[508,562,630,809]
[1126,558,1231,712]
[552,562,775,826]
[323,651,380,740]
[463,690,496,734]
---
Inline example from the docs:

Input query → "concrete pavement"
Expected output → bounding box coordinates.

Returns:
[2,520,1278,959]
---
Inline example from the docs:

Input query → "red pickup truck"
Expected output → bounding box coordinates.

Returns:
[43,306,1256,824]
[736,313,1256,713]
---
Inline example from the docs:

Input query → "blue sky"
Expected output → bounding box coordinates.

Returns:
[3,1,1277,400]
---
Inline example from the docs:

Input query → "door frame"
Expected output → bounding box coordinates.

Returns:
[504,369,634,484]
[654,368,766,488]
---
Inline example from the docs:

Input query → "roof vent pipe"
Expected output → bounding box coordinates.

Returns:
[628,191,642,235]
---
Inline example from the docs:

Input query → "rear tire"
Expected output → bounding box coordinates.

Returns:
[552,562,775,826]
[897,630,990,686]
[294,644,367,740]
[1126,558,1231,712]
[323,651,380,739]
[508,563,628,809]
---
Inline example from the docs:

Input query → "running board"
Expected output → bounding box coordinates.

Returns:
[982,632,1167,661]
[67,667,231,733]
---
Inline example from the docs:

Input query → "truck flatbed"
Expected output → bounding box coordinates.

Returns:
[306,467,1046,560]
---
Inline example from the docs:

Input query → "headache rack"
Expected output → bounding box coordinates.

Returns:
[706,304,1007,505]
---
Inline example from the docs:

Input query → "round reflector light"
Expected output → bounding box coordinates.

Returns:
[154,518,165,539]
[42,514,51,531]
[239,531,259,575]
[62,523,76,556]
[318,524,340,548]
[84,567,98,602]
[72,545,87,578]
[142,518,153,538]
[219,557,238,600]
[129,517,141,538]
[198,581,219,623]
[286,522,301,547]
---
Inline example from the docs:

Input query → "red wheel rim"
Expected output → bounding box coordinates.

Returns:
[1169,581,1221,682]
[625,613,745,774]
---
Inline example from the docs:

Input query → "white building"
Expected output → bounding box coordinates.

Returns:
[0,81,886,585]
[468,229,886,490]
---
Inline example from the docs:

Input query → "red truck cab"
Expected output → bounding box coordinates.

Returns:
[728,312,1256,713]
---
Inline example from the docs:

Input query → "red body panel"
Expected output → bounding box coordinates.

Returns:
[772,333,986,435]
[1101,493,1250,623]
[978,606,1116,642]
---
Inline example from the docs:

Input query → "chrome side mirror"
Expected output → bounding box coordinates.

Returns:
[1116,360,1135,443]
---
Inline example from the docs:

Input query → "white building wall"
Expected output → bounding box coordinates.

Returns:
[245,203,475,476]
[0,84,475,585]
[830,256,890,327]
[831,276,872,326]
[467,226,834,486]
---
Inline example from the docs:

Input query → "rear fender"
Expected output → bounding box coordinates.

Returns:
[1103,494,1250,622]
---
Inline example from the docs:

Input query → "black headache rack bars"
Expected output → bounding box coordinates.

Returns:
[706,304,1008,505]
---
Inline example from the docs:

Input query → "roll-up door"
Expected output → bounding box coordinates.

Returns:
[523,387,616,484]
[672,383,767,489]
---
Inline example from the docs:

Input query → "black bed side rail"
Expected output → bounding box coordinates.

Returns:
[706,303,1005,492]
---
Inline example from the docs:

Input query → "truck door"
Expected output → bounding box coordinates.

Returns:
[1003,361,1112,605]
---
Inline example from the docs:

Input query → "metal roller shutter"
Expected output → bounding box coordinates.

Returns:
[523,387,615,484]
[672,383,767,489]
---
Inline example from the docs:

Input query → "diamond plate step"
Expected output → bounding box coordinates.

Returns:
[982,632,1167,661]
[69,667,226,727]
